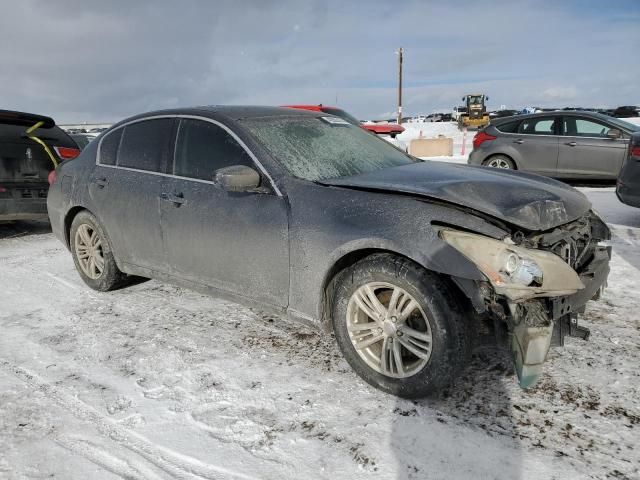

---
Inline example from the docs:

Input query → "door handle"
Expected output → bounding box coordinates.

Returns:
[513,139,524,144]
[93,177,108,188]
[565,142,577,147]
[160,192,185,206]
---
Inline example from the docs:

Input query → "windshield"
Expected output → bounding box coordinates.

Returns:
[468,96,483,105]
[241,115,416,181]
[605,116,640,132]
[320,107,361,126]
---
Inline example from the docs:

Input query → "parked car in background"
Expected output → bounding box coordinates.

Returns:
[613,106,640,118]
[616,132,640,207]
[468,111,640,179]
[48,106,610,397]
[70,133,95,150]
[452,106,467,122]
[283,105,405,137]
[0,109,79,221]
[489,109,519,119]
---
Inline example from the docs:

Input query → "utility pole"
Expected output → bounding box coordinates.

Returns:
[397,47,403,125]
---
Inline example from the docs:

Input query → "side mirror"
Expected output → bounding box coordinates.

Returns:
[214,165,261,192]
[461,97,465,102]
[486,96,489,101]
[607,128,622,139]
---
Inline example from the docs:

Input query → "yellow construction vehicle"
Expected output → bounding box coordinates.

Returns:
[458,94,490,129]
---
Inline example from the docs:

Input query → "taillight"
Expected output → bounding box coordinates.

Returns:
[48,170,57,185]
[630,145,640,157]
[473,131,497,149]
[0,186,6,193]
[53,146,80,160]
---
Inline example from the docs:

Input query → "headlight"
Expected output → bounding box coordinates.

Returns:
[440,229,584,301]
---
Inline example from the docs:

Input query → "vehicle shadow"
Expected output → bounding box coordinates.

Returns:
[390,343,523,479]
[0,220,52,239]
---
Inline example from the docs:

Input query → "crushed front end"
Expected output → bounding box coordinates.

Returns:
[441,211,611,388]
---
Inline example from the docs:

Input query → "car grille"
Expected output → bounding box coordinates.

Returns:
[534,216,596,272]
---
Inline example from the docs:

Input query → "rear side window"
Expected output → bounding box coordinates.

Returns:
[117,119,174,173]
[98,129,122,165]
[495,121,519,133]
[517,117,557,135]
[173,119,253,181]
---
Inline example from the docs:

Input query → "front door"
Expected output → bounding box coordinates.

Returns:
[558,116,628,179]
[160,118,289,308]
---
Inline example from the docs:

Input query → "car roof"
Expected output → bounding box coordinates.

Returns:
[0,109,55,128]
[112,105,320,128]
[491,110,617,125]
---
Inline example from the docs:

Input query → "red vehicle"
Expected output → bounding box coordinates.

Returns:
[283,105,405,137]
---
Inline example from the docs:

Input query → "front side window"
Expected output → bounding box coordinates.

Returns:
[517,117,557,135]
[240,115,416,182]
[564,117,611,137]
[117,118,173,172]
[173,119,254,181]
[98,128,122,165]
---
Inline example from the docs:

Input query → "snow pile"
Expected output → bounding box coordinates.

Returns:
[0,189,638,479]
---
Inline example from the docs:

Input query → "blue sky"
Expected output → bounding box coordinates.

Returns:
[0,0,638,122]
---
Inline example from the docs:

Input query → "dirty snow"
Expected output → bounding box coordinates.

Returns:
[0,189,638,480]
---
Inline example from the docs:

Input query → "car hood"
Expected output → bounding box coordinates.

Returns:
[321,161,592,231]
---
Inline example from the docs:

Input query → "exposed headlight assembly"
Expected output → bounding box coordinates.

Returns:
[440,229,584,301]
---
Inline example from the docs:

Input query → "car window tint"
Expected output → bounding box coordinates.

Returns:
[564,118,611,137]
[98,128,122,165]
[517,117,556,135]
[496,121,519,133]
[117,119,173,172]
[173,119,253,181]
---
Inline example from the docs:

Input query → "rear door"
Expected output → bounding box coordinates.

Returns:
[509,116,560,175]
[558,116,628,179]
[89,118,175,273]
[160,117,289,308]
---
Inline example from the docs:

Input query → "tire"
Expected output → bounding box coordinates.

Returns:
[70,210,127,291]
[483,155,515,170]
[331,253,472,398]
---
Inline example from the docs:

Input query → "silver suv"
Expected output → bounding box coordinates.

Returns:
[468,111,639,179]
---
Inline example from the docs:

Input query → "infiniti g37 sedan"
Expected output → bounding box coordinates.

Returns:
[47,106,611,398]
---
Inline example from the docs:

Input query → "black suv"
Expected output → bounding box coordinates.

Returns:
[0,110,79,221]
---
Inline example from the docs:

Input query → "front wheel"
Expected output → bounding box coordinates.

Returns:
[331,254,472,398]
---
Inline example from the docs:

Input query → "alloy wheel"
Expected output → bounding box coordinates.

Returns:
[74,223,104,279]
[486,157,512,169]
[346,282,433,378]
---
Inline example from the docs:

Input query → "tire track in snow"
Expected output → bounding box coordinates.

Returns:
[0,360,262,480]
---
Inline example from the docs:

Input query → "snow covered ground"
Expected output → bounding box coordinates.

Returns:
[1,188,638,480]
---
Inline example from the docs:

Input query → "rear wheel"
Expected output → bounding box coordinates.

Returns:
[331,254,472,398]
[483,155,515,169]
[70,211,127,291]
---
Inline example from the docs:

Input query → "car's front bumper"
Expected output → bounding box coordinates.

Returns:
[511,245,611,388]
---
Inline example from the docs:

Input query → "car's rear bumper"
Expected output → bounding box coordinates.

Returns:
[616,185,640,208]
[0,197,49,222]
[467,149,483,165]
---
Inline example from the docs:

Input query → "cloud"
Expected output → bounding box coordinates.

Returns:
[0,0,637,122]
[541,87,578,102]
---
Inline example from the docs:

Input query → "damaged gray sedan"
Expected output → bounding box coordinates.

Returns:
[47,106,611,398]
